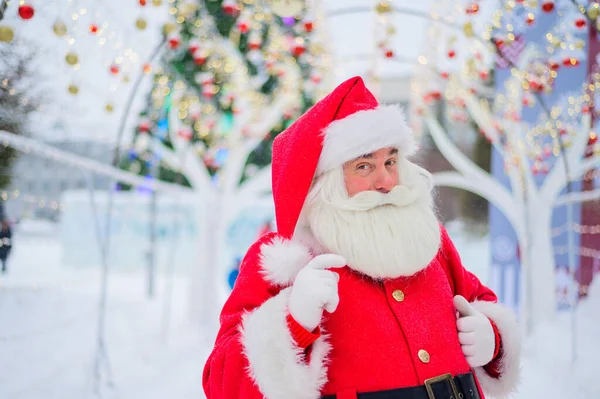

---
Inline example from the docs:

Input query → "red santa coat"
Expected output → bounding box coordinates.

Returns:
[203,226,520,399]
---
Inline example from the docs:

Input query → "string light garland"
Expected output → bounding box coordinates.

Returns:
[2,0,168,125]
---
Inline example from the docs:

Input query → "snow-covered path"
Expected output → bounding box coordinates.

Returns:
[1,222,598,398]
[0,229,206,399]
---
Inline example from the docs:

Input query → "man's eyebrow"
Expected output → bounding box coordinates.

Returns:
[351,152,374,162]
[351,148,398,162]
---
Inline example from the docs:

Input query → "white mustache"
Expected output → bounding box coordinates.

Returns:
[326,184,423,212]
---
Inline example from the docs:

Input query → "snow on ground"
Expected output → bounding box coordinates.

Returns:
[0,225,206,399]
[1,220,599,398]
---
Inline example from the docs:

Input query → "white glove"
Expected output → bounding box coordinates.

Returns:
[288,254,347,331]
[454,295,496,368]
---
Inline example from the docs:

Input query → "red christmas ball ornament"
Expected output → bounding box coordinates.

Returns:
[89,24,99,34]
[222,0,238,16]
[248,40,261,50]
[18,4,35,20]
[110,64,120,75]
[549,61,560,70]
[188,40,200,54]
[447,50,456,58]
[385,50,394,58]
[466,3,479,14]
[541,0,555,13]
[178,127,193,141]
[194,54,207,65]
[582,104,591,113]
[479,71,489,80]
[202,84,215,98]
[440,71,449,79]
[575,18,586,29]
[139,0,147,5]
[139,120,151,133]
[311,74,321,84]
[304,21,314,33]
[168,33,181,49]
[143,63,152,74]
[563,57,579,67]
[237,20,250,34]
[430,91,442,100]
[292,44,305,57]
[528,80,539,92]
[526,14,535,26]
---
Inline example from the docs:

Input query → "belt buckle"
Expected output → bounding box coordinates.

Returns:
[424,373,461,399]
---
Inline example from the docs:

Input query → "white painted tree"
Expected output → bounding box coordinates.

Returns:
[136,1,333,331]
[150,71,300,330]
[410,0,600,330]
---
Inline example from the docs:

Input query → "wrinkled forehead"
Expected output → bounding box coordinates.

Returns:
[347,147,399,164]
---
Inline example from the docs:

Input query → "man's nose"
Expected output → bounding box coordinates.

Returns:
[374,169,395,193]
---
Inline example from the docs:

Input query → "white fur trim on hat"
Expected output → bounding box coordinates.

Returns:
[240,288,331,399]
[316,104,416,175]
[471,300,521,399]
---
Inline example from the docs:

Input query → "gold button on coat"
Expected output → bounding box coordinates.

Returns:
[392,289,405,302]
[418,349,430,363]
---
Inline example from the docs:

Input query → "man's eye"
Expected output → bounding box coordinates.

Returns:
[386,160,397,166]
[357,164,370,170]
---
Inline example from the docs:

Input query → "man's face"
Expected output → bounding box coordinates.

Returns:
[303,155,441,279]
[342,147,399,197]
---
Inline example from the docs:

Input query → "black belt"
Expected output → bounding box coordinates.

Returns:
[322,372,480,399]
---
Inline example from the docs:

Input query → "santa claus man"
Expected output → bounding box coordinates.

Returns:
[203,77,520,399]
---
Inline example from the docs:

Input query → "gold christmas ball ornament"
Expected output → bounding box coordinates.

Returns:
[271,0,305,18]
[463,21,474,38]
[588,2,600,20]
[162,22,177,35]
[105,103,114,113]
[68,84,79,95]
[375,1,392,14]
[0,26,14,43]
[152,0,162,6]
[65,52,79,66]
[179,2,197,18]
[309,42,326,56]
[136,18,147,30]
[53,21,67,36]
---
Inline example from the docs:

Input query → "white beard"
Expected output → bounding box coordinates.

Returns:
[299,159,441,280]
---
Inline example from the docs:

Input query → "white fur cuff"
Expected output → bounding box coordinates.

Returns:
[240,288,331,399]
[260,236,313,286]
[471,301,521,399]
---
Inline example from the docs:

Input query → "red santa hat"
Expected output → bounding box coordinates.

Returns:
[271,76,416,239]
